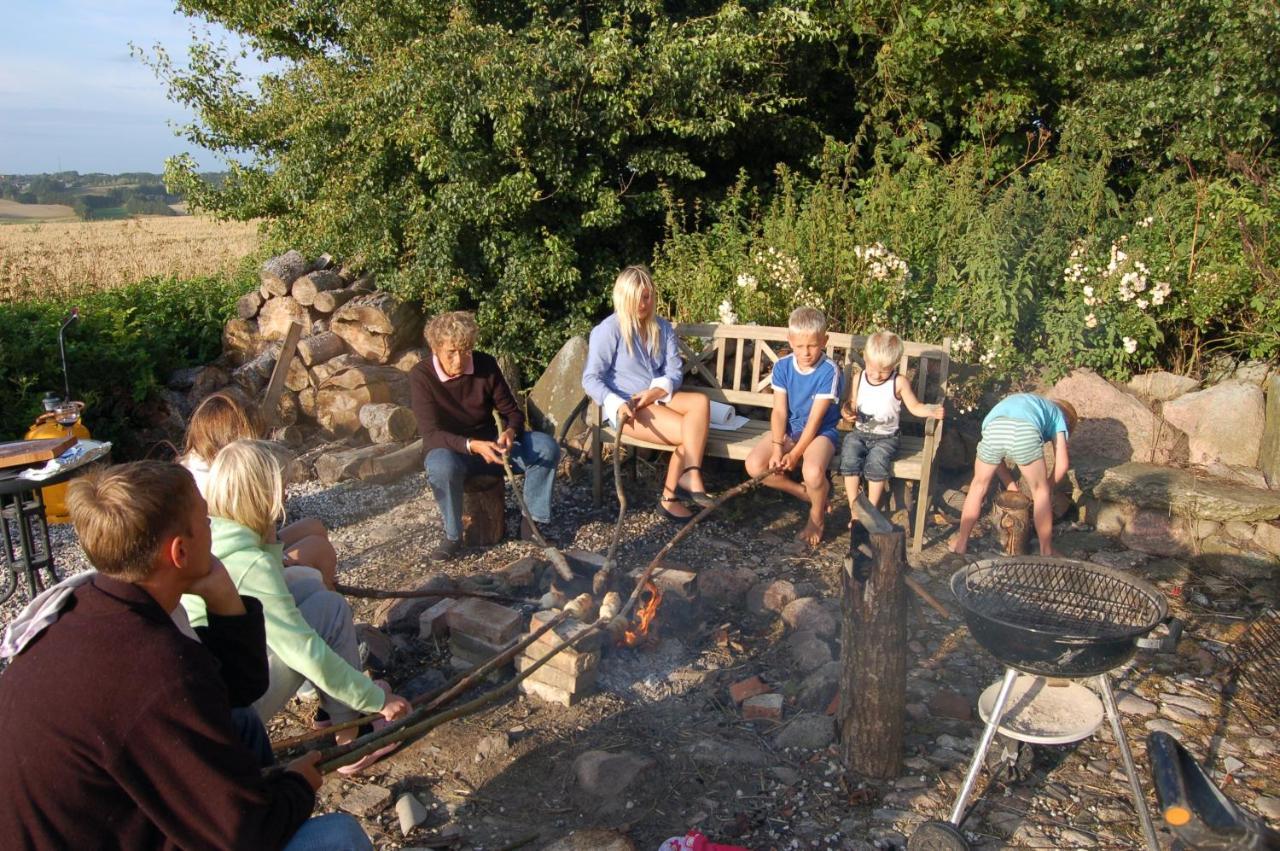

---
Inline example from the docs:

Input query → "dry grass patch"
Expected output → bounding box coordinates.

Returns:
[0,216,260,302]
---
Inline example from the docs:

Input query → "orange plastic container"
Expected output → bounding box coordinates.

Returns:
[23,414,91,524]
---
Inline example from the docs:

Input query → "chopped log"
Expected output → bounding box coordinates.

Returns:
[359,403,417,444]
[840,495,907,780]
[222,318,261,366]
[315,364,409,437]
[310,318,329,336]
[231,343,282,398]
[992,490,1033,556]
[272,390,299,427]
[298,386,317,419]
[236,290,264,320]
[297,331,347,367]
[310,353,366,387]
[259,296,311,341]
[358,438,424,483]
[186,365,230,406]
[393,347,426,373]
[272,423,306,446]
[331,292,423,364]
[260,250,308,297]
[463,476,506,546]
[312,287,360,314]
[260,285,273,301]
[292,270,347,306]
[286,356,312,392]
[311,253,335,271]
[315,443,399,484]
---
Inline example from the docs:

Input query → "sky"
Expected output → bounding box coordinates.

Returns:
[0,0,268,175]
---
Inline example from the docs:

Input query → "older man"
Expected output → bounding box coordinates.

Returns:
[0,461,372,850]
[409,311,560,560]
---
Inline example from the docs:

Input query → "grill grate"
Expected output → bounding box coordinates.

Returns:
[953,557,1165,640]
[1230,609,1280,721]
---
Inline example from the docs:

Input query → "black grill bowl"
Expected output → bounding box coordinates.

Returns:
[951,556,1168,677]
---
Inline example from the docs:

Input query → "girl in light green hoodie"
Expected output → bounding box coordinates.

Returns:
[181,440,410,775]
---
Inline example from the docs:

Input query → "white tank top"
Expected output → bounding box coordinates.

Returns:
[855,369,901,435]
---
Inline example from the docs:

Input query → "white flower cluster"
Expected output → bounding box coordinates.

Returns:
[953,334,974,355]
[1123,336,1138,354]
[853,242,909,285]
[978,333,1004,367]
[753,246,804,290]
[736,273,757,291]
[717,299,739,326]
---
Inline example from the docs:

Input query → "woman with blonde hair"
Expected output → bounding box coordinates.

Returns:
[582,265,712,521]
[181,439,411,775]
[181,391,339,588]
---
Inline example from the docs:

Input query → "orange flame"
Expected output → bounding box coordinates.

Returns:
[621,580,663,647]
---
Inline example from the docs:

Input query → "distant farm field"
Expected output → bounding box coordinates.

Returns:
[0,216,260,302]
[0,198,77,222]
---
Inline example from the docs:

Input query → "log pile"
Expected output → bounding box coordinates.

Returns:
[188,249,428,485]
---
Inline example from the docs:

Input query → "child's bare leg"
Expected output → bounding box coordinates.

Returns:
[951,460,999,554]
[866,478,888,512]
[797,438,835,547]
[283,533,338,589]
[843,475,861,523]
[746,437,808,502]
[995,461,1018,491]
[1016,458,1056,555]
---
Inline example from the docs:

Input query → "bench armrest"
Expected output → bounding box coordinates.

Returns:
[924,416,941,437]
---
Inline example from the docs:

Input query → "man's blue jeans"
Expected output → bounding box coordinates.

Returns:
[425,430,560,543]
[283,813,373,851]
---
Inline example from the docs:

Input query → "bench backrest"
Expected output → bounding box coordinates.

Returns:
[674,323,951,429]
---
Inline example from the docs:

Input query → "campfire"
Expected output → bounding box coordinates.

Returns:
[621,580,663,647]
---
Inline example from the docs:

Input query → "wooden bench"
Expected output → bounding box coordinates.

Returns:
[588,323,951,553]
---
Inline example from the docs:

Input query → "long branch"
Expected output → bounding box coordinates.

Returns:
[493,411,573,582]
[595,411,630,594]
[334,583,532,605]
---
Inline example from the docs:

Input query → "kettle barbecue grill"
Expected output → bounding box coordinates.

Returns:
[909,556,1181,851]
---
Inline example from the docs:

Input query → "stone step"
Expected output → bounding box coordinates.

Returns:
[1093,462,1280,522]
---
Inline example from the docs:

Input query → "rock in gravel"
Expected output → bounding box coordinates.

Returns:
[927,689,972,721]
[372,574,458,633]
[797,661,841,711]
[339,783,392,817]
[1160,693,1216,715]
[1255,797,1280,821]
[774,714,836,750]
[689,737,772,767]
[1145,719,1183,736]
[743,692,784,721]
[574,750,655,800]
[790,631,834,672]
[1116,691,1157,717]
[762,579,798,613]
[396,793,429,836]
[356,623,395,671]
[1248,737,1276,758]
[781,597,837,638]
[543,830,636,851]
[400,668,447,700]
[698,565,756,605]
[474,732,511,761]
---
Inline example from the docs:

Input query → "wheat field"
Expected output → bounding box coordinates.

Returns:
[0,216,261,302]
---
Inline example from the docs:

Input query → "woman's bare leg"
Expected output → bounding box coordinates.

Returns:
[663,392,711,493]
[624,403,702,518]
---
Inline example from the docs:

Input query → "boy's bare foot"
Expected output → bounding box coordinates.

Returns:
[795,519,824,549]
[948,537,967,555]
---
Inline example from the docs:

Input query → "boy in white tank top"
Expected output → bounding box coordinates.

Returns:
[839,331,944,521]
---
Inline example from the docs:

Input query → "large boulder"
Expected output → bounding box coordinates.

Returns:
[1262,375,1280,488]
[528,336,590,444]
[1094,463,1280,523]
[1127,371,1199,403]
[1161,380,1265,467]
[1050,369,1188,464]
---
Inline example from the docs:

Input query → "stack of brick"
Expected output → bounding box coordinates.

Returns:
[517,610,601,707]
[443,598,522,673]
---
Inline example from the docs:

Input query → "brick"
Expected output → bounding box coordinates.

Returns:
[529,610,601,652]
[520,643,599,676]
[517,656,599,693]
[450,631,518,664]
[500,554,541,588]
[742,693,784,722]
[445,598,522,645]
[338,783,392,817]
[629,561,697,600]
[519,677,587,707]
[729,675,770,705]
[418,598,457,639]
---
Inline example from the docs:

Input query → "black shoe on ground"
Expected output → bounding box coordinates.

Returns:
[431,537,461,561]
[520,516,559,546]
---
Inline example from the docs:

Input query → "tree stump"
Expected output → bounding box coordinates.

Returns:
[992,490,1032,555]
[463,475,506,546]
[840,494,907,780]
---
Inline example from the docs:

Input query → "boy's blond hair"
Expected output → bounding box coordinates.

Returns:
[205,440,285,541]
[425,311,479,351]
[1052,399,1079,434]
[787,306,827,335]
[864,330,904,367]
[612,265,661,357]
[67,461,200,582]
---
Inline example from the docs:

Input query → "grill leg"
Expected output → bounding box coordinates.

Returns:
[948,667,1018,825]
[1096,674,1160,851]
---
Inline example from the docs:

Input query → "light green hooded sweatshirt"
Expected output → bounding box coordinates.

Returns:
[182,516,384,714]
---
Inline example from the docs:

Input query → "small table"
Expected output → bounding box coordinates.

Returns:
[0,460,101,604]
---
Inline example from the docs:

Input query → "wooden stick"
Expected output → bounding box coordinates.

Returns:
[261,320,302,427]
[904,575,952,619]
[333,582,532,606]
[850,493,953,619]
[493,411,574,582]
[594,411,630,595]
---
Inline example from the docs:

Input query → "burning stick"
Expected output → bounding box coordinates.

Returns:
[594,409,631,595]
[334,582,533,606]
[492,411,574,582]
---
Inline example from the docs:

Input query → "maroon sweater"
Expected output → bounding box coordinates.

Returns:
[0,576,314,850]
[409,351,525,453]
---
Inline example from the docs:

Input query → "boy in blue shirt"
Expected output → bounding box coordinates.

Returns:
[745,307,843,548]
[951,393,1078,557]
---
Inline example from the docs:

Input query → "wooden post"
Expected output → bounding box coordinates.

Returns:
[840,493,907,780]
[261,321,303,429]
[462,475,506,546]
